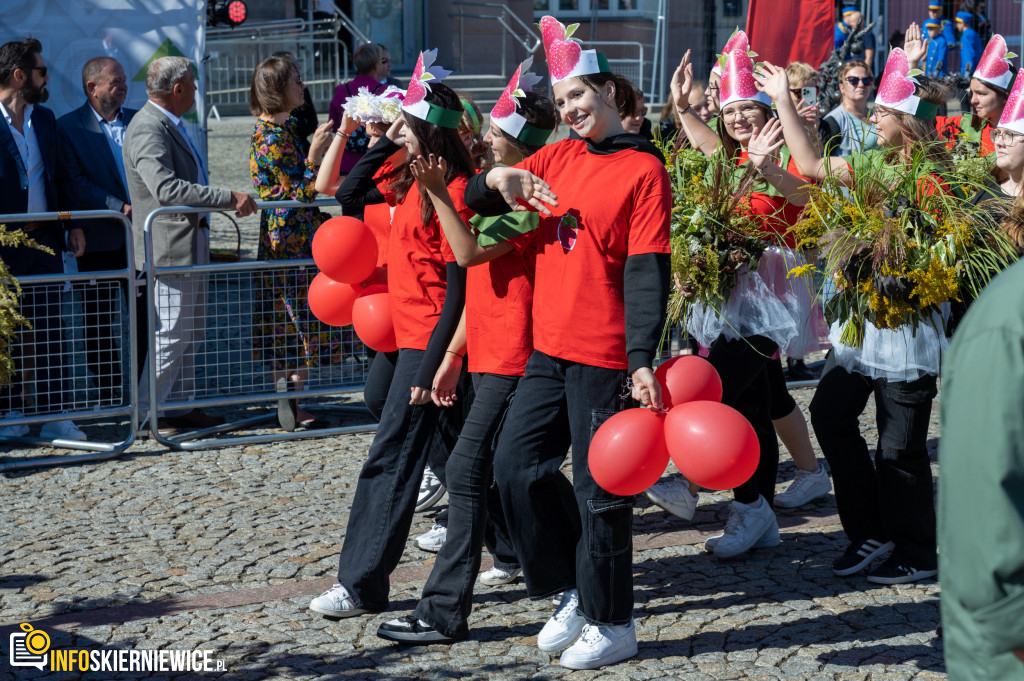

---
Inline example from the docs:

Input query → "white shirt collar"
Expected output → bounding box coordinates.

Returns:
[90,102,123,124]
[148,100,182,127]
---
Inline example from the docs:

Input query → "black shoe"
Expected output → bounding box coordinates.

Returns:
[786,358,815,381]
[832,538,895,576]
[276,377,297,432]
[866,555,937,585]
[377,615,461,644]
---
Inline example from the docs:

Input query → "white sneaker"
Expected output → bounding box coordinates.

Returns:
[706,498,781,558]
[774,465,832,508]
[644,476,698,521]
[39,418,87,441]
[415,466,446,512]
[479,566,522,586]
[560,619,638,670]
[0,410,29,438]
[309,583,368,618]
[414,523,447,552]
[537,588,585,652]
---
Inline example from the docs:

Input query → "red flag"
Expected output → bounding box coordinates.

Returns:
[746,0,833,69]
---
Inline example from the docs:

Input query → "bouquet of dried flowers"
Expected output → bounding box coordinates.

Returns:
[788,145,1016,347]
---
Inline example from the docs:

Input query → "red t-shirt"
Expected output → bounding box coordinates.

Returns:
[509,139,671,370]
[465,234,535,376]
[936,114,995,155]
[380,175,467,350]
[737,150,809,248]
[364,164,393,268]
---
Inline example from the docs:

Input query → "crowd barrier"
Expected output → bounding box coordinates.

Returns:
[142,200,377,451]
[0,210,138,472]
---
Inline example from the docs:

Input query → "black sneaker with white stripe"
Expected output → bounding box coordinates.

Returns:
[376,615,462,644]
[866,556,937,585]
[832,538,895,576]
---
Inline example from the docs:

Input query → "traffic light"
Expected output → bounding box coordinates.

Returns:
[208,0,247,27]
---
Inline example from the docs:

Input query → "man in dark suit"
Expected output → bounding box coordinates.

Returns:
[123,55,256,435]
[0,37,87,441]
[57,56,139,405]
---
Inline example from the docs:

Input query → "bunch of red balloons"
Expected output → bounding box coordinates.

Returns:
[589,355,760,496]
[307,217,397,352]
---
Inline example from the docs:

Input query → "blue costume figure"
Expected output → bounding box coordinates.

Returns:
[923,2,958,52]
[923,19,948,76]
[956,12,983,76]
[834,6,875,63]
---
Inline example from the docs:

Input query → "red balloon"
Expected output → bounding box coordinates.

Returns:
[655,355,723,409]
[312,216,378,284]
[589,408,670,495]
[308,274,361,327]
[352,284,398,352]
[664,401,759,491]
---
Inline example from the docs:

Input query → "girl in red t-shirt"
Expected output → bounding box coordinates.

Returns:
[309,68,480,620]
[460,22,671,666]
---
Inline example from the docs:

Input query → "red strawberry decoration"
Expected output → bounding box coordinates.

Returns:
[491,77,521,120]
[404,53,428,106]
[876,48,917,107]
[998,71,1024,130]
[402,49,452,112]
[540,15,565,54]
[976,35,1010,79]
[721,48,759,103]
[719,29,749,58]
[548,39,582,82]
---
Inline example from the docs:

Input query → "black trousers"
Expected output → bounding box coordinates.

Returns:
[810,360,938,567]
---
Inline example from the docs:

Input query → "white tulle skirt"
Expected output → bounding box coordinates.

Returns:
[686,246,822,355]
[828,307,949,382]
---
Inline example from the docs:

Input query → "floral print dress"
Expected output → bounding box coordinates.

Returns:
[250,116,339,370]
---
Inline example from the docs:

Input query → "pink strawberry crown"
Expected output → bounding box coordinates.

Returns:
[973,34,1017,91]
[997,64,1024,134]
[490,56,553,146]
[875,48,937,121]
[718,47,770,110]
[538,15,609,86]
[402,49,462,129]
[712,28,750,76]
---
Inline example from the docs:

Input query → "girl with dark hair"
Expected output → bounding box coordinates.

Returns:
[309,51,477,619]
[650,37,824,559]
[461,17,671,669]
[761,50,955,585]
[373,58,558,645]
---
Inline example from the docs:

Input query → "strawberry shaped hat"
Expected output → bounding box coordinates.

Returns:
[539,15,609,86]
[712,28,750,76]
[996,65,1024,134]
[972,34,1017,91]
[875,48,938,121]
[490,56,553,146]
[402,49,462,129]
[718,44,770,110]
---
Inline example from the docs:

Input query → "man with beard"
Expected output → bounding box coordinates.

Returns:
[0,37,87,441]
[57,57,140,407]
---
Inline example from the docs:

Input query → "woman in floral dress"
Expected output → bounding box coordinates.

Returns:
[249,56,335,429]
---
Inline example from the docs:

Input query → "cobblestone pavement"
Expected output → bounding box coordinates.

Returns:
[1,118,945,679]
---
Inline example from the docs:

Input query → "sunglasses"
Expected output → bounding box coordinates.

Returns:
[845,76,874,86]
[30,66,47,77]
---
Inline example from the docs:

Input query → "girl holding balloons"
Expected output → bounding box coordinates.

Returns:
[667,38,820,560]
[309,50,478,619]
[460,16,670,669]
[372,57,559,645]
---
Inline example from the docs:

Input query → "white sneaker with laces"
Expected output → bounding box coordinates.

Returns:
[537,588,585,652]
[644,476,699,521]
[309,583,368,618]
[773,465,832,508]
[415,466,446,512]
[560,620,638,670]
[414,523,447,552]
[706,497,780,558]
[39,418,87,442]
[479,566,522,586]
[0,410,29,438]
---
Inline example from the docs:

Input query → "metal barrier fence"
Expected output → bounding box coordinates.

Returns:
[143,200,376,450]
[205,18,349,111]
[0,210,138,471]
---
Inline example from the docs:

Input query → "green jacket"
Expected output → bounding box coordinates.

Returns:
[939,258,1024,681]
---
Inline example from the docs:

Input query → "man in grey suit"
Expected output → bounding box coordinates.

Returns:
[58,56,138,405]
[123,55,256,434]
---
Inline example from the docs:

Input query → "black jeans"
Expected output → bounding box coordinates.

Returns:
[335,348,466,610]
[705,335,782,505]
[493,351,632,626]
[363,349,398,421]
[415,372,520,638]
[809,361,938,567]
